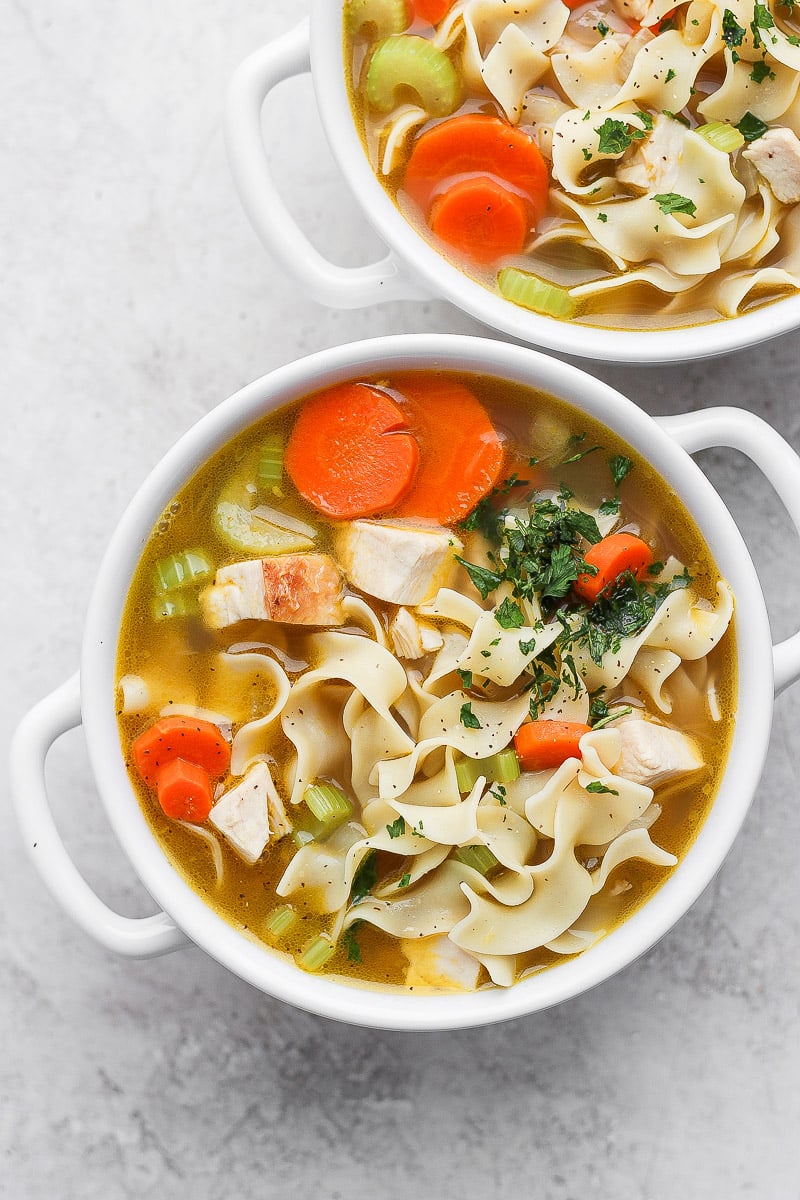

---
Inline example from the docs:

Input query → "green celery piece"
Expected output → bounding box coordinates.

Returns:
[696,121,745,153]
[257,433,284,494]
[265,905,297,937]
[151,592,200,621]
[366,35,460,116]
[455,748,521,793]
[454,844,499,876]
[498,267,577,319]
[299,934,335,973]
[303,783,352,836]
[345,0,410,38]
[153,549,212,594]
[213,499,313,555]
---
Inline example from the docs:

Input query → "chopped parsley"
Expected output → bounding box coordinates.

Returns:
[571,567,693,666]
[398,873,411,889]
[495,597,526,629]
[595,117,647,154]
[350,851,378,905]
[736,110,769,142]
[722,7,746,46]
[608,454,633,487]
[749,59,775,83]
[456,667,473,690]
[460,702,482,729]
[561,433,601,464]
[653,193,697,217]
[342,923,363,963]
[386,816,406,839]
[586,781,619,795]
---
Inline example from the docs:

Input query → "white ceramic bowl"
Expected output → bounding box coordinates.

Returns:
[11,334,800,1029]
[224,6,800,365]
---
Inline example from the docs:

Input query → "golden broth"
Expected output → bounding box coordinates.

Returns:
[116,373,736,992]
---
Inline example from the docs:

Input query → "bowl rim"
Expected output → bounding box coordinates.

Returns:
[307,0,800,365]
[81,334,772,1029]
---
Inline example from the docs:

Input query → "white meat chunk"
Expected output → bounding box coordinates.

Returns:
[612,0,652,22]
[335,520,463,606]
[616,116,685,194]
[209,761,291,864]
[401,934,482,991]
[200,553,344,629]
[389,606,444,659]
[615,717,703,788]
[743,127,800,204]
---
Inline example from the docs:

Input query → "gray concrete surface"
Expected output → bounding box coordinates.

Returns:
[3,3,799,1197]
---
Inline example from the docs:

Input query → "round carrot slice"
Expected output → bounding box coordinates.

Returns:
[574,533,655,604]
[403,114,549,225]
[285,383,419,519]
[429,176,530,263]
[132,715,230,788]
[390,375,505,523]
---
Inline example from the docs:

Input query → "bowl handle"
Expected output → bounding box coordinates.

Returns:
[10,673,189,958]
[224,19,429,308]
[658,407,800,697]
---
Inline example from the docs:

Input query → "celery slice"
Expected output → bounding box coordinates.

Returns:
[346,0,410,37]
[696,121,745,153]
[151,593,200,621]
[491,748,521,784]
[213,499,314,555]
[303,783,352,836]
[455,748,521,793]
[299,933,335,973]
[498,267,577,319]
[154,549,212,594]
[454,844,499,876]
[366,35,460,117]
[257,433,284,495]
[265,905,297,937]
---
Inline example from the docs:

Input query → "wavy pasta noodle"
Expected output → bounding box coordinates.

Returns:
[345,0,800,329]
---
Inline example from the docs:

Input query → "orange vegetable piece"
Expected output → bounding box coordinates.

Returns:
[573,533,655,605]
[131,715,231,788]
[156,758,214,823]
[403,114,549,227]
[412,0,453,21]
[285,382,419,519]
[513,720,591,771]
[429,176,530,263]
[390,375,506,523]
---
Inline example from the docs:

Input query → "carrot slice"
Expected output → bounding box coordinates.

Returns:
[390,375,505,523]
[156,758,214,823]
[403,114,549,226]
[514,720,591,771]
[573,533,654,605]
[285,382,419,520]
[412,0,453,21]
[132,715,230,788]
[429,176,530,263]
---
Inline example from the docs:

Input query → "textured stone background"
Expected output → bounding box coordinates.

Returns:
[3,3,799,1197]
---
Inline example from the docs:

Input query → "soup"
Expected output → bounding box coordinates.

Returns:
[343,0,800,332]
[116,372,735,993]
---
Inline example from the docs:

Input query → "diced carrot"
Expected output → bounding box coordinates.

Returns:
[285,382,419,520]
[132,715,231,788]
[156,758,214,823]
[390,375,506,523]
[513,720,591,771]
[429,176,530,263]
[573,533,655,605]
[403,114,549,227]
[412,0,453,21]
